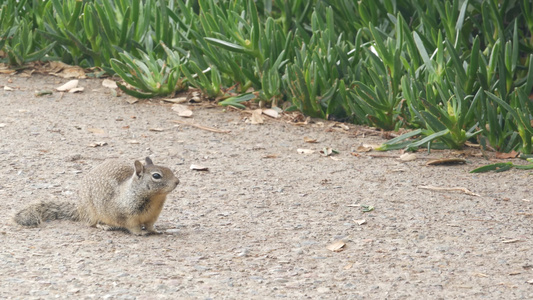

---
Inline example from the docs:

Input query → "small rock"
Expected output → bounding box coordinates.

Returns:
[249,276,264,283]
[292,248,304,255]
[236,249,249,257]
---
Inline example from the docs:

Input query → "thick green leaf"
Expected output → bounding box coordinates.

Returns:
[205,37,248,54]
[470,162,513,173]
[413,31,435,74]
[116,82,155,98]
[219,93,256,109]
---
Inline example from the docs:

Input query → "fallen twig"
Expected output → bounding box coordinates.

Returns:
[426,158,467,166]
[356,127,400,138]
[367,153,438,160]
[516,212,533,217]
[171,120,230,133]
[502,239,521,244]
[418,185,481,197]
[366,153,403,158]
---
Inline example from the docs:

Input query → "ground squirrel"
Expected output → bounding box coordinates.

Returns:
[13,157,180,235]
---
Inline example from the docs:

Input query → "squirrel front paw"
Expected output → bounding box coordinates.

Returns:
[143,224,162,235]
[128,225,161,236]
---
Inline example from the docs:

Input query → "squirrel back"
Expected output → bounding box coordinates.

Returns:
[13,157,180,235]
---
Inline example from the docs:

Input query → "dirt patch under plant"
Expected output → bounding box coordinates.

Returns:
[1,74,532,299]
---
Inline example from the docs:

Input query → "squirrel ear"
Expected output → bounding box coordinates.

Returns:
[145,157,153,165]
[134,160,144,177]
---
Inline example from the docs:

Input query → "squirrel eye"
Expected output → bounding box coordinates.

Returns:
[152,173,162,179]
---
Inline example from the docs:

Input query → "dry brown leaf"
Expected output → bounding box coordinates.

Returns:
[57,67,85,78]
[46,61,66,73]
[356,145,373,152]
[87,128,106,135]
[297,148,315,154]
[179,110,193,117]
[365,143,380,149]
[0,63,16,74]
[326,240,346,252]
[102,79,118,89]
[286,112,308,125]
[68,87,84,93]
[46,61,86,78]
[355,219,367,225]
[191,91,201,97]
[172,104,193,118]
[190,164,209,171]
[19,69,34,77]
[399,153,417,161]
[465,141,481,148]
[189,96,202,103]
[149,128,166,132]
[495,150,519,159]
[163,97,188,104]
[126,97,138,104]
[262,108,280,118]
[426,158,467,166]
[186,91,202,103]
[330,122,350,130]
[56,80,79,92]
[304,137,318,143]
[88,141,107,147]
[250,109,264,124]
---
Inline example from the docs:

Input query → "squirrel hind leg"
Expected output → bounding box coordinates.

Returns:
[126,226,147,236]
[94,220,151,236]
[96,223,129,233]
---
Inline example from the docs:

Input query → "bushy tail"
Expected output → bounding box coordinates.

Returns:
[13,201,79,227]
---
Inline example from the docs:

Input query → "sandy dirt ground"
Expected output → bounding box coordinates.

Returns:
[1,74,533,299]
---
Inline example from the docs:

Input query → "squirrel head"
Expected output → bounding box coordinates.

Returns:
[133,157,180,194]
